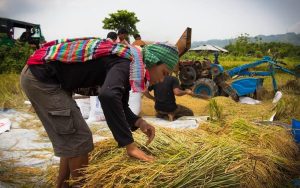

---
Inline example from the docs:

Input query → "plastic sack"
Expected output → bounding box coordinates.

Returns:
[87,96,105,123]
[75,95,90,119]
[129,91,142,115]
[239,97,261,105]
[272,91,283,103]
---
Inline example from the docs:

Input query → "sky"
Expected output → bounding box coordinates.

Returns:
[1,0,300,44]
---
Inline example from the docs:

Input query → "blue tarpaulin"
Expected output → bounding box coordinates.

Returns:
[231,78,264,96]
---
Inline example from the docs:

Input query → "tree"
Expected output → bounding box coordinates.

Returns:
[102,10,140,36]
[235,33,250,56]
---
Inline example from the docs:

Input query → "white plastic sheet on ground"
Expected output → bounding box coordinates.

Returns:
[0,109,57,167]
[0,109,108,168]
[143,116,208,129]
[0,118,11,134]
[239,97,261,105]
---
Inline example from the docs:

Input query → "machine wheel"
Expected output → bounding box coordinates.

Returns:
[179,66,197,86]
[193,78,219,98]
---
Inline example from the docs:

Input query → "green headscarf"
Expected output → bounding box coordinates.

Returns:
[142,43,179,70]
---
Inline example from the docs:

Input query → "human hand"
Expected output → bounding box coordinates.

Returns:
[135,119,155,145]
[185,89,193,95]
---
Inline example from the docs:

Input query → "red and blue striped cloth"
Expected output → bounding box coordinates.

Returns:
[27,37,145,92]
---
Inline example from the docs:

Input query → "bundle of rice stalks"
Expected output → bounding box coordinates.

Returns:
[42,165,59,186]
[273,94,300,123]
[72,129,244,188]
[43,119,298,188]
[208,99,224,122]
[224,119,299,187]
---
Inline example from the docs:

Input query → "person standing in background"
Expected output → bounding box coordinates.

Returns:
[106,31,118,43]
[132,33,146,47]
[117,28,129,45]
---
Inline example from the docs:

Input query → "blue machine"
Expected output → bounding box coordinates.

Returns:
[227,56,298,95]
[292,119,300,143]
[192,56,299,100]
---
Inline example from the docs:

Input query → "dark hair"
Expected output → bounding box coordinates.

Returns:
[133,33,141,39]
[106,31,117,40]
[117,28,128,35]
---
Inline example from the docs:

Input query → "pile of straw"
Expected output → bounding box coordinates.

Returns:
[44,119,299,188]
[0,74,26,110]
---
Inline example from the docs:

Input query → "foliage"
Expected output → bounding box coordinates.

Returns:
[181,51,300,70]
[192,33,300,49]
[225,33,300,58]
[102,10,140,36]
[0,42,34,73]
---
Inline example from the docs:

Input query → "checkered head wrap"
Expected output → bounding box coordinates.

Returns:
[142,43,179,71]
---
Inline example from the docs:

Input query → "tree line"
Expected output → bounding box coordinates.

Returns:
[225,33,300,58]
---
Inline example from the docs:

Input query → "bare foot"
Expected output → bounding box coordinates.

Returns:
[167,113,174,121]
[126,143,154,162]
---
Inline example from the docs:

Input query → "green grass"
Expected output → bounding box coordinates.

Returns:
[220,57,299,70]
